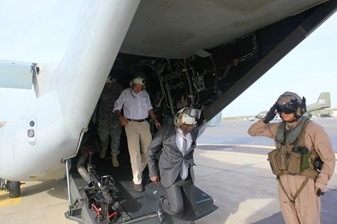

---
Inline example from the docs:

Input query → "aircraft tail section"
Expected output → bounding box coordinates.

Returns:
[55,0,141,133]
[306,92,331,113]
[0,0,142,181]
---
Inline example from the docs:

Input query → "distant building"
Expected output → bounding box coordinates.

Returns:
[309,108,337,118]
[208,112,222,126]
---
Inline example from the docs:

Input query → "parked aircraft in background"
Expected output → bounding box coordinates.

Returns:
[1,0,336,223]
[256,92,331,119]
[306,92,331,116]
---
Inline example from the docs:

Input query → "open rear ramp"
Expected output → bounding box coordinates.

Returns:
[66,153,215,224]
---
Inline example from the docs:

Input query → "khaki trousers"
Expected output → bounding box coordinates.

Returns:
[125,121,152,184]
[278,174,321,224]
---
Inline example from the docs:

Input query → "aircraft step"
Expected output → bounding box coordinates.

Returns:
[66,169,215,223]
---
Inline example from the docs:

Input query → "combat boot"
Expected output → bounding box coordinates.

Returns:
[100,146,107,159]
[112,155,119,167]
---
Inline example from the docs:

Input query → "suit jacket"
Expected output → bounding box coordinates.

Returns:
[147,122,199,188]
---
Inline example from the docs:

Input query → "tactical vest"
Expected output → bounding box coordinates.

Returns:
[267,120,321,180]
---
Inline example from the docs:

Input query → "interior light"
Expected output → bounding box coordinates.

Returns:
[29,120,35,127]
[27,129,35,138]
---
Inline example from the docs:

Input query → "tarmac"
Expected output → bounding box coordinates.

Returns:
[1,118,337,224]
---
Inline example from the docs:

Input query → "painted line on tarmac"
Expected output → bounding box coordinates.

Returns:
[197,143,337,159]
[197,143,274,149]
[0,190,22,207]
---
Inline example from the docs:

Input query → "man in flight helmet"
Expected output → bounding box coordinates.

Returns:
[131,76,145,86]
[113,75,161,192]
[147,107,201,223]
[248,91,335,224]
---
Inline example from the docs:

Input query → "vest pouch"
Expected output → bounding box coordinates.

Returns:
[301,153,310,171]
[268,149,282,175]
[277,150,288,170]
[288,152,301,175]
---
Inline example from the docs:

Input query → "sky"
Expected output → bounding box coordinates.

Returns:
[0,0,336,121]
[0,0,82,121]
[222,11,337,117]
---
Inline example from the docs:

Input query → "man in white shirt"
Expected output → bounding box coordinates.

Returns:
[113,76,161,192]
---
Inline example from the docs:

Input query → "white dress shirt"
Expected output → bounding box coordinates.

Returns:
[113,88,153,119]
[176,128,192,155]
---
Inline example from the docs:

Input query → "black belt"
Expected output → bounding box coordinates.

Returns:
[127,119,147,122]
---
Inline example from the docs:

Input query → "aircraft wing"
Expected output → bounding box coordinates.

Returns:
[117,0,337,122]
[122,0,333,59]
[0,61,33,89]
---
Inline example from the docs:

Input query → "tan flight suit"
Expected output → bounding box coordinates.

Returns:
[248,119,335,224]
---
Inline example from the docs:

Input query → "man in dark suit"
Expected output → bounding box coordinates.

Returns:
[147,107,201,224]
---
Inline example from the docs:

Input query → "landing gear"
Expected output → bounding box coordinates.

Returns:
[0,179,21,198]
[8,181,21,198]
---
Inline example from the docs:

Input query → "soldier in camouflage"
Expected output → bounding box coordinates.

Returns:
[95,76,123,167]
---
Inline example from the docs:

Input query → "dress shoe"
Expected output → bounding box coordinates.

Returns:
[111,155,119,167]
[134,183,144,192]
[156,204,165,224]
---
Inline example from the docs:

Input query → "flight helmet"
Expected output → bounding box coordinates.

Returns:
[276,91,306,118]
[106,76,115,83]
[132,76,145,85]
[174,107,201,127]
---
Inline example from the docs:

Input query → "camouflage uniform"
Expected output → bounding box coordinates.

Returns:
[96,81,123,157]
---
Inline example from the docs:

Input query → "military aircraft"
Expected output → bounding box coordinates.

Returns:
[306,92,331,114]
[255,92,331,119]
[1,0,337,223]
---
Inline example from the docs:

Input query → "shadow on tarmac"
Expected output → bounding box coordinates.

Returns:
[20,179,68,200]
[255,189,337,224]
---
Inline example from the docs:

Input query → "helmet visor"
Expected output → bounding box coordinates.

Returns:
[133,77,145,85]
[181,114,197,125]
[277,101,298,114]
[185,108,201,119]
